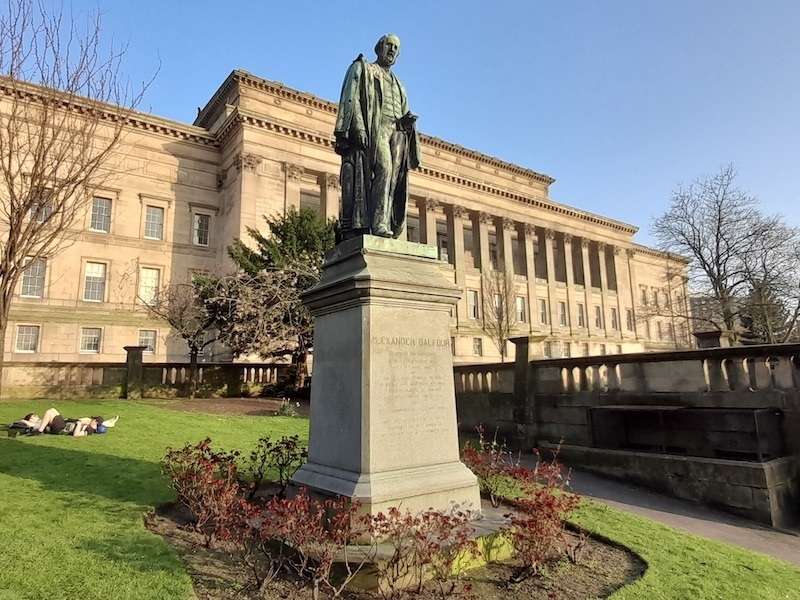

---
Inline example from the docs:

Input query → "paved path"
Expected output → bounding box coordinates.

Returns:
[561,467,800,566]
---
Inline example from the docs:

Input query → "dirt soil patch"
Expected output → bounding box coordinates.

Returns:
[146,502,644,600]
[148,398,645,599]
[158,397,311,418]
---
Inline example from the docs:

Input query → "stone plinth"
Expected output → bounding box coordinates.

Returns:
[292,236,481,514]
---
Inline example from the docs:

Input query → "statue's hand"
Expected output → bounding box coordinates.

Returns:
[356,130,368,149]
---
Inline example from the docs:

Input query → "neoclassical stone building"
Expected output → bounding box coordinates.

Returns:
[3,70,691,366]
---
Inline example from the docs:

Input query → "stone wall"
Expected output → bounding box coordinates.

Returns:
[453,342,800,527]
[1,361,288,399]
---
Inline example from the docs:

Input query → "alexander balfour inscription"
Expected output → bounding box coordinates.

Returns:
[372,336,451,348]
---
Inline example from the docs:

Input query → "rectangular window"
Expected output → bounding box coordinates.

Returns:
[542,341,552,358]
[626,309,634,331]
[193,213,210,246]
[472,337,483,357]
[576,303,585,327]
[138,330,157,354]
[656,322,663,340]
[645,320,651,339]
[467,289,479,319]
[516,296,526,323]
[653,289,660,309]
[616,344,623,354]
[538,299,548,325]
[493,293,501,311]
[79,327,102,353]
[558,301,567,326]
[450,337,456,356]
[139,268,160,305]
[21,258,46,298]
[640,287,648,306]
[563,343,571,358]
[15,325,40,352]
[599,343,606,355]
[144,206,164,240]
[30,189,53,223]
[667,323,675,341]
[582,343,590,357]
[90,197,112,233]
[83,262,106,302]
[664,292,671,309]
[594,305,603,329]
[610,307,619,330]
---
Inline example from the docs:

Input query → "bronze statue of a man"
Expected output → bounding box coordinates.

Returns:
[334,34,421,240]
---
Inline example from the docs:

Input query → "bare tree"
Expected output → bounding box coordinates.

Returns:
[0,0,152,395]
[142,283,216,400]
[199,268,315,387]
[650,164,800,343]
[480,268,518,362]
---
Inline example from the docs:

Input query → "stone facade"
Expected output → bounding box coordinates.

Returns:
[2,71,690,366]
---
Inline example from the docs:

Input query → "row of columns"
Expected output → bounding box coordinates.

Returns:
[272,163,643,341]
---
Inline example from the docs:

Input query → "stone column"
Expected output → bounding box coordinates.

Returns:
[319,173,340,222]
[496,217,515,273]
[563,233,575,334]
[581,239,593,337]
[282,162,304,212]
[417,198,439,246]
[471,211,492,272]
[611,246,625,340]
[544,228,558,332]
[597,242,609,337]
[446,205,467,320]
[521,223,537,333]
[626,249,640,339]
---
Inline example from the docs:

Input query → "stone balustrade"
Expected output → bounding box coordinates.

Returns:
[532,343,800,395]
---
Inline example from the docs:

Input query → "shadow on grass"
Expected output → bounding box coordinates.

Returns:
[0,435,169,506]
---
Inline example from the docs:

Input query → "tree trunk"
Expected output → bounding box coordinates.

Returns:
[188,349,199,400]
[0,324,6,399]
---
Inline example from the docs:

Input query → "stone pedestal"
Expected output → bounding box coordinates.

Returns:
[122,345,147,399]
[292,236,481,515]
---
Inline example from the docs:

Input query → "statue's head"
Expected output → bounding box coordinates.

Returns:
[375,34,400,68]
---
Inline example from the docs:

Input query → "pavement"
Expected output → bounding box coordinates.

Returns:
[560,467,800,567]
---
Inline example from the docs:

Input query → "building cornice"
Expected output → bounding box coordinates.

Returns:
[202,70,555,186]
[1,76,218,147]
[631,243,692,264]
[220,106,638,235]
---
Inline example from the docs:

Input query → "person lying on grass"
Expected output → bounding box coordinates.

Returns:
[14,409,119,436]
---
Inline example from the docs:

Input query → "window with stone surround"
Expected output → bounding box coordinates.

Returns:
[594,305,603,329]
[563,343,571,358]
[144,205,164,240]
[79,327,102,353]
[656,321,663,340]
[539,299,548,325]
[21,257,46,298]
[582,343,590,357]
[83,262,106,302]
[139,267,160,305]
[610,307,619,330]
[576,303,585,327]
[472,337,483,356]
[515,296,526,323]
[558,301,568,326]
[139,330,157,354]
[90,197,112,233]
[15,325,40,352]
[542,341,552,358]
[467,289,479,319]
[625,308,634,331]
[193,213,210,246]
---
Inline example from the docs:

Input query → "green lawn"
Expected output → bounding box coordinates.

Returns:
[1,399,799,600]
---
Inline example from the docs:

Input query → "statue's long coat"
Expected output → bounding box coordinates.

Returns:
[334,54,420,237]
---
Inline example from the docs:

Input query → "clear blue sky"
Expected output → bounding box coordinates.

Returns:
[58,1,800,247]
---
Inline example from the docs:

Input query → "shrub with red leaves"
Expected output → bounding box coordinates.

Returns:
[162,438,241,547]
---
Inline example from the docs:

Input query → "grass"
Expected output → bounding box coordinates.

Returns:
[0,399,307,600]
[1,398,799,600]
